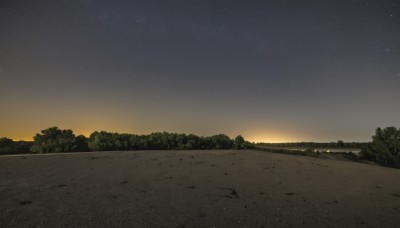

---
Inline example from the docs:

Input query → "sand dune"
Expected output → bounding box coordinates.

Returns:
[0,150,399,227]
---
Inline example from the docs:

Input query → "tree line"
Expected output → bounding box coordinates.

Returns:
[1,126,399,168]
[0,138,32,155]
[0,127,252,155]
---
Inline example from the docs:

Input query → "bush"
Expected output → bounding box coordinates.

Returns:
[361,127,400,167]
[31,127,84,153]
[0,137,15,154]
[0,138,33,155]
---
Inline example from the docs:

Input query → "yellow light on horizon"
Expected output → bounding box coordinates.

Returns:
[245,131,300,143]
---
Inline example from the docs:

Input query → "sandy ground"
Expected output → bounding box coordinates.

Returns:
[0,150,399,228]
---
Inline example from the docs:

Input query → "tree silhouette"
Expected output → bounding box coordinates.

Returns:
[234,135,245,149]
[32,127,78,153]
[361,127,400,167]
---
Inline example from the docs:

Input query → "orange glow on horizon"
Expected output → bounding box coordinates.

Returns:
[6,127,303,143]
[245,131,301,143]
[12,138,34,142]
[246,137,300,143]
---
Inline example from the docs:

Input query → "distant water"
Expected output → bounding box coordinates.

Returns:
[289,148,361,154]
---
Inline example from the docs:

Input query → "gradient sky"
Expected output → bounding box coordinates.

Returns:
[1,0,399,142]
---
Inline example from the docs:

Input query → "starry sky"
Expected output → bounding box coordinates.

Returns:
[1,0,399,142]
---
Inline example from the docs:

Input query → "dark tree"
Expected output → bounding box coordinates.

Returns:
[0,137,14,154]
[337,140,345,147]
[31,127,77,153]
[88,131,115,151]
[14,141,33,153]
[234,135,245,149]
[361,127,400,167]
[75,135,90,152]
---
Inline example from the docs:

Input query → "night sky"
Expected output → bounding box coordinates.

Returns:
[1,0,399,142]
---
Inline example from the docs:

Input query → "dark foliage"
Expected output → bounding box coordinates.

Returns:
[0,127,253,154]
[31,127,78,153]
[0,137,33,155]
[75,135,90,152]
[361,127,400,167]
[234,135,245,149]
[87,131,249,151]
